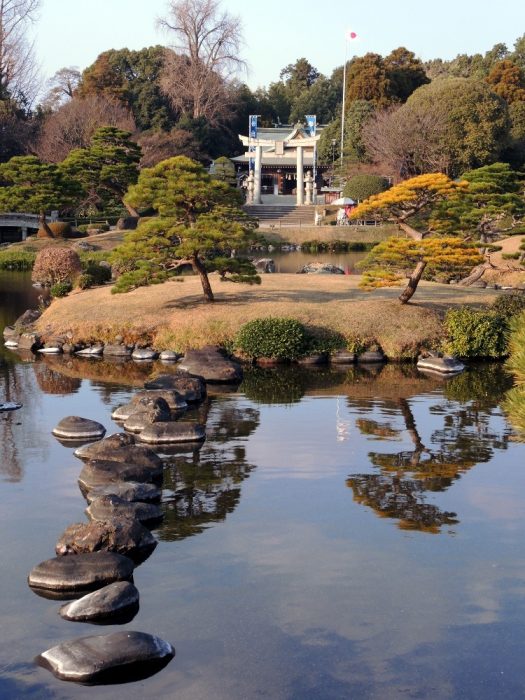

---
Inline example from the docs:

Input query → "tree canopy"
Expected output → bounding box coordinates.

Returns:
[113,156,258,301]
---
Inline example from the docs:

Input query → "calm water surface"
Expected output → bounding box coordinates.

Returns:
[1,272,525,699]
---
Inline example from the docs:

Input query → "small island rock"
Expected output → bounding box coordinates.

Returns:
[59,581,139,622]
[52,416,106,441]
[28,552,133,594]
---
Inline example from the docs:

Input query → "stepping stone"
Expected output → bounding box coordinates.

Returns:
[357,350,386,364]
[159,350,179,361]
[331,350,356,364]
[138,421,206,444]
[28,552,133,597]
[178,346,243,383]
[417,355,465,374]
[56,519,157,563]
[144,374,206,402]
[103,344,133,358]
[86,495,164,527]
[59,581,139,622]
[74,433,162,469]
[37,631,175,684]
[4,339,19,348]
[52,416,106,441]
[113,390,187,420]
[76,345,104,356]
[78,460,164,495]
[85,482,161,504]
[132,348,158,361]
[0,402,22,411]
[38,346,63,354]
[122,398,172,433]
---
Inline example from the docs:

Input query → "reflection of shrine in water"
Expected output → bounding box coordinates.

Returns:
[346,366,514,533]
[158,397,260,541]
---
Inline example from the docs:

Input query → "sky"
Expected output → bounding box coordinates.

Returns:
[34,0,525,90]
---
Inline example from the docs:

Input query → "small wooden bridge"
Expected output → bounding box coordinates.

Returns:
[0,213,52,244]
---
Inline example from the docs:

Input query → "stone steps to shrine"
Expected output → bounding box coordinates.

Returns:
[243,205,315,227]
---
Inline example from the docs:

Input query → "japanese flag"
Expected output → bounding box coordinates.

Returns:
[346,29,358,40]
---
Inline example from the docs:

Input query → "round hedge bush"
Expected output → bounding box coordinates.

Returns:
[32,247,82,286]
[235,317,307,361]
[37,222,72,239]
[343,175,390,202]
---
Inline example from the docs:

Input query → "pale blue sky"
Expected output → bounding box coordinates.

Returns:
[34,0,525,89]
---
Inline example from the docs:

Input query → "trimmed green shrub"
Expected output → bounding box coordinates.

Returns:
[343,175,390,202]
[304,326,346,354]
[491,293,525,321]
[0,250,36,270]
[50,280,72,297]
[300,240,376,253]
[506,313,525,382]
[235,317,307,361]
[82,261,111,284]
[443,307,508,358]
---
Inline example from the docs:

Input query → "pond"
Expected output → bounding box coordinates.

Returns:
[2,272,525,699]
[256,249,367,274]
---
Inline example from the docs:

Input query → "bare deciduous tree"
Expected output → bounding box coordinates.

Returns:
[41,66,81,111]
[33,95,135,162]
[158,0,246,125]
[362,106,450,179]
[0,0,41,105]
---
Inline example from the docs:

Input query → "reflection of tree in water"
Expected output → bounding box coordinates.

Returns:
[157,398,260,541]
[347,366,513,533]
[33,360,81,394]
[0,354,42,482]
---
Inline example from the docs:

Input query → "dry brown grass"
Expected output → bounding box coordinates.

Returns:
[36,274,500,359]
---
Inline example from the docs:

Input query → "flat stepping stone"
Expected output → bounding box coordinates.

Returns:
[37,631,175,684]
[78,460,163,495]
[56,519,157,563]
[357,350,386,364]
[28,552,133,597]
[178,346,243,383]
[103,344,133,357]
[331,350,356,364]
[76,345,104,356]
[132,348,158,360]
[86,495,164,527]
[85,481,161,504]
[138,421,206,444]
[74,433,162,469]
[0,402,22,411]
[159,350,179,361]
[52,416,106,441]
[4,339,19,348]
[59,581,139,622]
[417,355,465,374]
[38,346,62,354]
[144,374,206,402]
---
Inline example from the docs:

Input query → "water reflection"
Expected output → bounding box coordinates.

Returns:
[346,365,514,533]
[158,397,260,541]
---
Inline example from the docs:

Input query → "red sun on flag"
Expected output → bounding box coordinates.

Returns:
[346,30,358,40]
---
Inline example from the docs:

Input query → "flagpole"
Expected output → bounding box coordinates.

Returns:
[340,35,348,165]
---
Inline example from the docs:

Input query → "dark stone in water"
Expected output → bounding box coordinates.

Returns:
[52,416,106,441]
[357,350,386,364]
[138,421,206,444]
[74,433,162,469]
[159,350,179,361]
[86,495,164,527]
[123,398,172,433]
[37,631,175,684]
[131,347,158,361]
[0,402,22,411]
[103,344,133,357]
[85,481,161,504]
[55,519,157,563]
[178,346,243,383]
[331,350,356,364]
[144,373,206,402]
[28,552,133,595]
[59,581,139,622]
[78,460,163,495]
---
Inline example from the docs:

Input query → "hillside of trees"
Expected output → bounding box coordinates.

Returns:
[1,0,524,219]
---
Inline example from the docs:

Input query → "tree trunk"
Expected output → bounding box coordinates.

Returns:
[399,222,424,240]
[122,199,139,217]
[39,211,54,238]
[398,260,427,304]
[457,262,492,287]
[192,254,214,302]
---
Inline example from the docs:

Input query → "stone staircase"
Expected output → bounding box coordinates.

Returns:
[243,205,315,228]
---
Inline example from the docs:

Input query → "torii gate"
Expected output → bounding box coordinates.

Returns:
[239,133,320,206]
